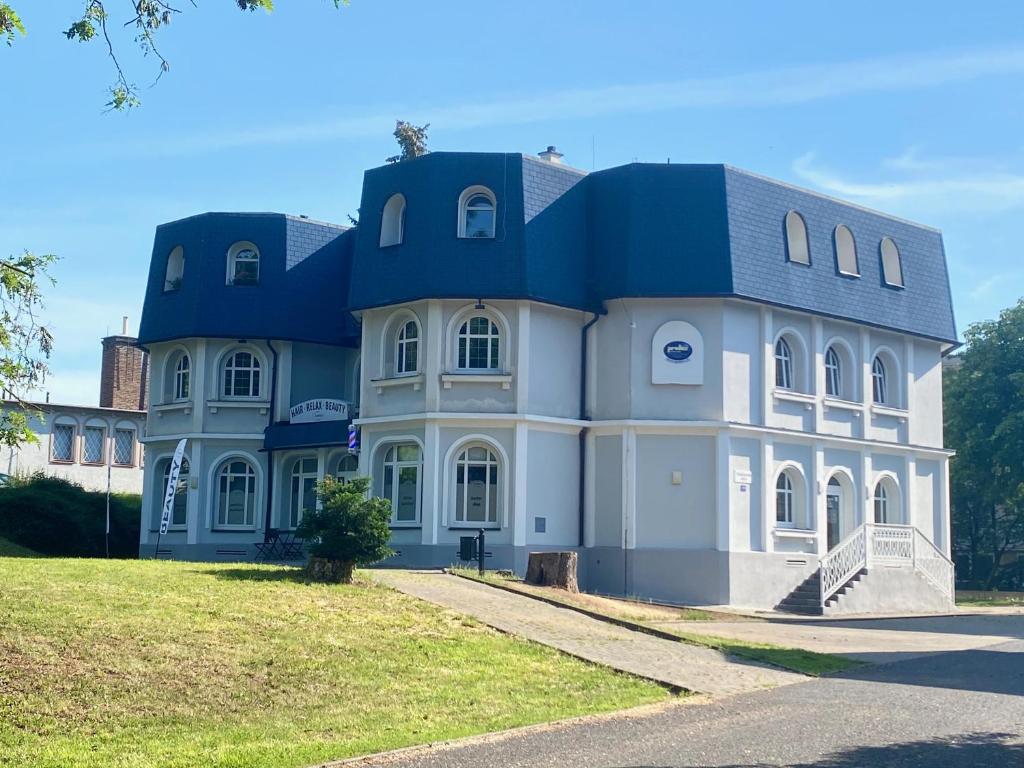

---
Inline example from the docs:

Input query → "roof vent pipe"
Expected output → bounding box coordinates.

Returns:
[538,145,564,164]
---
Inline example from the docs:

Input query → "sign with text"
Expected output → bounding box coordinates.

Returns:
[289,398,349,424]
[159,438,188,536]
[651,320,704,385]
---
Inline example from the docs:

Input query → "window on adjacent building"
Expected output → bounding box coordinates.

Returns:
[82,425,105,464]
[380,193,406,247]
[775,471,796,527]
[113,429,135,466]
[222,350,261,398]
[162,457,190,528]
[784,211,810,265]
[774,337,794,390]
[872,355,888,405]
[825,346,842,398]
[289,457,318,529]
[164,246,184,291]
[454,444,499,525]
[216,459,257,528]
[457,316,500,371]
[834,225,859,276]
[51,423,75,463]
[396,320,419,375]
[880,237,904,287]
[382,444,421,524]
[227,242,260,286]
[174,353,191,401]
[458,187,496,239]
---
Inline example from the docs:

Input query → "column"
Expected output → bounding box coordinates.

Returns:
[515,302,530,414]
[814,444,826,554]
[421,421,441,545]
[187,440,203,545]
[424,300,443,413]
[761,437,774,553]
[760,307,773,427]
[812,317,824,432]
[512,422,528,547]
[716,431,731,551]
[621,428,637,550]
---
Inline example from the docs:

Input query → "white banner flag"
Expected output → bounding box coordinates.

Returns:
[159,438,188,536]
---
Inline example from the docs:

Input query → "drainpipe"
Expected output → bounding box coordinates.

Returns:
[263,339,279,540]
[578,307,604,547]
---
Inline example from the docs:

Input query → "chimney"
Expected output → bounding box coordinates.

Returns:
[99,317,149,411]
[538,145,564,164]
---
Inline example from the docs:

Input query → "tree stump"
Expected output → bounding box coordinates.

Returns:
[307,557,354,584]
[525,551,578,592]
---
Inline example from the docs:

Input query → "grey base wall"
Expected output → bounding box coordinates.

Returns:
[584,547,729,606]
[826,565,954,615]
[728,551,819,610]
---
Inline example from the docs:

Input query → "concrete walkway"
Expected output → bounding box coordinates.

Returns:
[370,570,803,696]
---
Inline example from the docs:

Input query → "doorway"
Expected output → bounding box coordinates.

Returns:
[826,477,842,550]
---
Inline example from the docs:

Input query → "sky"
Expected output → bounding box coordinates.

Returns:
[3,1,1024,405]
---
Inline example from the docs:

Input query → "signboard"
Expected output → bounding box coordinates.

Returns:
[159,438,187,536]
[289,398,349,424]
[652,320,704,385]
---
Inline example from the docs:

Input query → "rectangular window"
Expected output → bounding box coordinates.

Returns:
[395,466,418,522]
[82,426,105,464]
[113,429,135,466]
[51,424,75,463]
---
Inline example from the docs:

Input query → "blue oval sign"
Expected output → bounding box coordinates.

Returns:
[663,341,693,362]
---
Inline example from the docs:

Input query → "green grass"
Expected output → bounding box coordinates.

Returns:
[0,535,39,557]
[957,590,1024,607]
[0,558,667,768]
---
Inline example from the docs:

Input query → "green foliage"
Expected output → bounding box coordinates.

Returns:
[297,476,393,570]
[946,298,1024,589]
[0,2,25,45]
[386,120,430,164]
[0,473,140,557]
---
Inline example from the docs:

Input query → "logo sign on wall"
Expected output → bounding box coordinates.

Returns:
[652,321,704,385]
[289,398,349,424]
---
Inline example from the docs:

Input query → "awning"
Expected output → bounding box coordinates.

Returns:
[263,420,350,452]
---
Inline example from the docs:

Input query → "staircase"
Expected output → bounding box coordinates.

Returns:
[777,524,954,616]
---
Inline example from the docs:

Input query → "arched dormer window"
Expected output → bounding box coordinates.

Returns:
[173,353,191,401]
[457,315,501,372]
[775,337,794,390]
[784,211,810,265]
[222,350,261,399]
[164,246,184,291]
[458,186,496,239]
[380,193,406,247]
[880,237,904,288]
[227,242,260,286]
[834,225,859,276]
[396,320,419,375]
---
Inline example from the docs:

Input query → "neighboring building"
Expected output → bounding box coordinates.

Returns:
[136,150,958,614]
[2,325,147,493]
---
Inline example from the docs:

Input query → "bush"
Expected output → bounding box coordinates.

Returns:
[0,473,140,557]
[296,476,392,583]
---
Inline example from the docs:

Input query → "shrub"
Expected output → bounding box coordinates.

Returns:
[297,476,392,583]
[0,473,140,557]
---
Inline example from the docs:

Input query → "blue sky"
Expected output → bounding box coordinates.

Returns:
[3,1,1024,404]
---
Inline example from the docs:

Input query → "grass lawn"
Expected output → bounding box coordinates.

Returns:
[0,536,38,557]
[957,590,1024,607]
[0,558,667,768]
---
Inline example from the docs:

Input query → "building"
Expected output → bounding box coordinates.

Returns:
[1,327,146,493]
[136,150,958,614]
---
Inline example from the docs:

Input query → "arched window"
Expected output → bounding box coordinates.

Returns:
[382,444,421,524]
[880,237,904,287]
[458,187,496,239]
[173,353,191,401]
[164,246,184,291]
[216,459,257,528]
[396,320,419,375]
[834,225,859,276]
[873,481,889,524]
[824,346,841,398]
[289,457,318,529]
[454,444,499,525]
[333,453,359,482]
[784,211,810,265]
[873,476,900,524]
[774,337,794,390]
[775,471,795,527]
[227,242,260,286]
[380,193,406,247]
[161,457,190,528]
[457,316,500,371]
[222,350,261,398]
[871,355,888,405]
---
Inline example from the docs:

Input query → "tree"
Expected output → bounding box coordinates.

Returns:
[945,298,1024,589]
[386,120,429,164]
[296,476,393,583]
[0,1,346,109]
[1,253,56,448]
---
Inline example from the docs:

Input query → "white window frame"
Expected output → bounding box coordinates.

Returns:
[880,237,904,288]
[396,320,419,375]
[174,353,191,401]
[774,337,794,390]
[81,424,106,465]
[458,186,497,239]
[288,456,319,530]
[215,458,258,529]
[457,315,501,372]
[873,481,889,524]
[161,456,190,529]
[872,355,888,405]
[382,443,422,526]
[226,241,260,286]
[379,193,406,247]
[113,428,135,467]
[453,444,500,527]
[824,346,841,398]
[775,471,795,527]
[222,350,262,399]
[50,422,76,464]
[784,210,810,265]
[834,225,859,276]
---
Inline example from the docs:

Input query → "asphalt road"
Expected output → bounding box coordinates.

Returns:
[361,639,1024,768]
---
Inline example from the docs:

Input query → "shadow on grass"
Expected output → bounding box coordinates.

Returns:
[199,565,309,584]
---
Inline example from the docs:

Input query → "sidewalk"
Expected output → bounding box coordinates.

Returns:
[370,570,803,697]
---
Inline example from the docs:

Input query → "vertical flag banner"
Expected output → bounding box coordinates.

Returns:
[159,438,188,536]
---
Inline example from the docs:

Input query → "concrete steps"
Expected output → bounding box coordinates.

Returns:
[776,568,869,616]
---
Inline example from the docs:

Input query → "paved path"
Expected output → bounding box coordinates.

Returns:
[351,639,1024,767]
[371,570,803,696]
[653,613,1024,664]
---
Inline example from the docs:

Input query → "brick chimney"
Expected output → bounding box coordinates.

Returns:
[99,316,149,410]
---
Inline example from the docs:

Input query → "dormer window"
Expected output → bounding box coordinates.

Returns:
[834,225,859,276]
[380,193,406,247]
[164,246,184,291]
[880,237,904,288]
[458,186,496,239]
[784,211,810,265]
[227,242,260,286]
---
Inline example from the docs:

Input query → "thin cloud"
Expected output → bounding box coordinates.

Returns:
[133,46,1024,156]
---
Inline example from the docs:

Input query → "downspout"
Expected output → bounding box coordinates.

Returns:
[578,308,604,547]
[263,340,279,540]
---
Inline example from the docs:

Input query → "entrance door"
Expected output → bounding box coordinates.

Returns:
[826,478,841,550]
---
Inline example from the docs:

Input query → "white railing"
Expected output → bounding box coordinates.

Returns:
[819,523,954,607]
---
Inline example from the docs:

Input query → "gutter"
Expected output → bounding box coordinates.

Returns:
[578,306,605,547]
